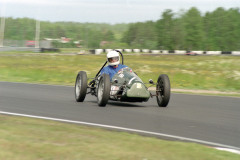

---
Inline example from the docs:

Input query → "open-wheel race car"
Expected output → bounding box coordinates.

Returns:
[75,50,171,107]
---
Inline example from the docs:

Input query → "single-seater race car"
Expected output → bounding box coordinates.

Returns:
[75,50,171,107]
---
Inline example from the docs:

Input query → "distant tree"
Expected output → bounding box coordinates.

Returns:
[226,8,240,50]
[103,30,115,41]
[156,9,175,50]
[183,7,204,50]
[122,21,157,49]
[172,17,185,50]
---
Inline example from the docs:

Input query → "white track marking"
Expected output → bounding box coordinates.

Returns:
[215,148,240,154]
[0,111,239,154]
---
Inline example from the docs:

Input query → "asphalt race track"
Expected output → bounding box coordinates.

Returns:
[0,81,240,150]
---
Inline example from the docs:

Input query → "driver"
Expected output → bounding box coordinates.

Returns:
[100,50,127,81]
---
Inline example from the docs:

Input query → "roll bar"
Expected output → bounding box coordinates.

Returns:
[115,50,124,65]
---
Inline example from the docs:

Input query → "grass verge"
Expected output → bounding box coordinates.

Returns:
[0,53,240,93]
[0,114,239,160]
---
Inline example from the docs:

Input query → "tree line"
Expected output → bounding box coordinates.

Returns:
[1,7,240,50]
[2,17,128,48]
[123,7,240,51]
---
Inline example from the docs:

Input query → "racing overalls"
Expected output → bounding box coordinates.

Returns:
[100,64,127,81]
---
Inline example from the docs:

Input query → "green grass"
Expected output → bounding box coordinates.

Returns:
[0,53,240,92]
[0,114,239,160]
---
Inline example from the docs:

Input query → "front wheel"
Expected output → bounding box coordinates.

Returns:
[75,71,88,102]
[97,74,110,107]
[156,74,171,107]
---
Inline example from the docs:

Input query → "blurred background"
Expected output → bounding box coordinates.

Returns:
[0,0,240,51]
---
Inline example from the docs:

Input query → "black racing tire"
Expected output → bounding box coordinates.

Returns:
[75,71,88,102]
[156,74,171,107]
[97,74,110,107]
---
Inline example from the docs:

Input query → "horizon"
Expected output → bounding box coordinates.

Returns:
[1,6,239,25]
[0,0,239,24]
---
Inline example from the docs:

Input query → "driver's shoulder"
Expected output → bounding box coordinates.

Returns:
[103,65,112,70]
[120,64,128,68]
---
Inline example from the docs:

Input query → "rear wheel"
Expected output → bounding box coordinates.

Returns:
[75,71,88,102]
[97,74,110,107]
[156,74,171,107]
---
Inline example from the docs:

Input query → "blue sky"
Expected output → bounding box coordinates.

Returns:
[1,0,240,24]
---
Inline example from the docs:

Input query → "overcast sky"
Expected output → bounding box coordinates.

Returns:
[1,0,239,24]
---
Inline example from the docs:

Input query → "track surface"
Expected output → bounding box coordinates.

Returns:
[0,82,240,149]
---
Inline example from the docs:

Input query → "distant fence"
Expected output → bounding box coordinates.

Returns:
[0,40,56,52]
[0,47,39,52]
[0,47,60,52]
[89,49,240,55]
[3,40,52,48]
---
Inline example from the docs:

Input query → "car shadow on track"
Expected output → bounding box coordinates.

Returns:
[87,100,146,108]
[106,101,147,108]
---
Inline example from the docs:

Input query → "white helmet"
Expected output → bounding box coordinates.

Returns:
[107,50,120,66]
